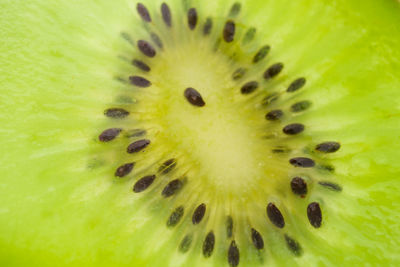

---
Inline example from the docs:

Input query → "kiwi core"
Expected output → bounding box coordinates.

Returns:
[142,43,270,194]
[100,1,343,264]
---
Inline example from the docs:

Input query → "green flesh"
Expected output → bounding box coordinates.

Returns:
[1,0,400,266]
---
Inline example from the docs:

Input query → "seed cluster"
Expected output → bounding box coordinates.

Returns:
[97,2,343,266]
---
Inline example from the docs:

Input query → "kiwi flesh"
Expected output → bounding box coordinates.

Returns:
[1,0,400,266]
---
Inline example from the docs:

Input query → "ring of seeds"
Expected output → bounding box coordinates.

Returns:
[97,2,344,265]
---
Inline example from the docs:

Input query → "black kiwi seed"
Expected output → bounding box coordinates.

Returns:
[125,129,146,138]
[228,240,240,267]
[179,234,192,253]
[104,108,130,118]
[184,87,206,107]
[284,234,302,256]
[162,179,183,197]
[307,202,322,228]
[253,45,271,63]
[132,59,150,72]
[99,128,122,142]
[291,100,312,112]
[202,231,215,257]
[264,63,284,79]
[319,164,335,172]
[137,40,156,58]
[127,139,151,153]
[290,177,307,195]
[188,8,198,30]
[232,68,247,80]
[167,206,184,227]
[203,17,213,35]
[226,215,233,238]
[318,181,342,192]
[272,146,290,153]
[262,93,279,106]
[266,203,285,228]
[242,27,256,44]
[115,162,135,177]
[161,3,172,27]
[289,157,315,168]
[251,228,264,250]
[229,2,241,17]
[287,77,306,93]
[192,203,206,224]
[158,158,177,174]
[136,3,151,22]
[129,76,151,87]
[283,123,305,135]
[240,81,258,94]
[150,32,163,49]
[133,175,156,192]
[223,20,236,43]
[315,142,341,153]
[265,109,284,121]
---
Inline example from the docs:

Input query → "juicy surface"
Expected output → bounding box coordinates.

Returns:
[146,42,277,195]
[1,0,400,266]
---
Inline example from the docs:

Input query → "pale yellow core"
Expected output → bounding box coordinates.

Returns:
[140,39,283,198]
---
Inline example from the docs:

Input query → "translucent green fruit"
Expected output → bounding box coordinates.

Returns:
[1,0,400,266]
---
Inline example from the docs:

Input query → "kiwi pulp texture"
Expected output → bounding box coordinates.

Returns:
[1,0,400,266]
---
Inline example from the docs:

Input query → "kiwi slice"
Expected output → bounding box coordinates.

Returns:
[1,0,400,266]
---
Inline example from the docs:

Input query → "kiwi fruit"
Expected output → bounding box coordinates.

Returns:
[1,0,400,266]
